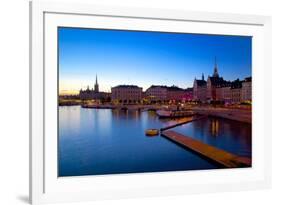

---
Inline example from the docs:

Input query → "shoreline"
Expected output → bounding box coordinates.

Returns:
[192,107,251,124]
[59,104,251,124]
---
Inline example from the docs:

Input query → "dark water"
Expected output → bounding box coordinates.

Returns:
[58,106,251,177]
[172,117,252,157]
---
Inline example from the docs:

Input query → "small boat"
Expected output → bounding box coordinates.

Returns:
[145,129,159,136]
[156,110,195,118]
[156,110,172,118]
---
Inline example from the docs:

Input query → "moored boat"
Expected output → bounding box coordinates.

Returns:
[145,129,159,136]
[156,110,195,118]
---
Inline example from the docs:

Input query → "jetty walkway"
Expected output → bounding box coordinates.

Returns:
[160,115,207,131]
[161,130,251,168]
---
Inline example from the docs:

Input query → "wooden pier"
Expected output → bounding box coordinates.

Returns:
[160,115,207,131]
[161,130,251,168]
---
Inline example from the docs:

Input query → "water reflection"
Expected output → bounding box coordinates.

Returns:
[211,119,219,137]
[59,106,251,176]
[59,106,81,137]
[173,117,252,157]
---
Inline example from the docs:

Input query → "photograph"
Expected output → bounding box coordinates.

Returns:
[58,27,252,177]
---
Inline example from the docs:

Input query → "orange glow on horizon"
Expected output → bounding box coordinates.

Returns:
[59,90,79,96]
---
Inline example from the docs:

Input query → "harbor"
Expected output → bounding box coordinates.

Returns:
[59,106,252,176]
[143,113,251,168]
[59,95,252,172]
[60,99,251,124]
[58,27,253,176]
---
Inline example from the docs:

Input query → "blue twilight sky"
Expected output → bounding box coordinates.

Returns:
[58,27,252,94]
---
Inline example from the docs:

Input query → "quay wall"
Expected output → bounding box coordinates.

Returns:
[192,108,251,123]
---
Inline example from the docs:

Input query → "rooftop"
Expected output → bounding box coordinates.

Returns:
[244,77,252,82]
[112,85,142,89]
[167,85,184,91]
[195,79,207,86]
[148,85,168,89]
[231,79,242,89]
[147,85,185,91]
[208,76,225,86]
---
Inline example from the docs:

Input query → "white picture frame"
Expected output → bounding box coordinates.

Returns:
[30,1,272,204]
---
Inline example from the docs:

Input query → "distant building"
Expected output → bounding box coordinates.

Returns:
[94,74,99,93]
[207,76,225,101]
[241,77,252,102]
[215,82,232,103]
[167,85,186,102]
[206,58,226,101]
[193,58,252,104]
[230,79,242,103]
[193,73,207,102]
[215,78,251,104]
[79,75,110,101]
[146,85,168,103]
[145,85,187,103]
[111,85,142,104]
[79,86,96,100]
[183,88,193,101]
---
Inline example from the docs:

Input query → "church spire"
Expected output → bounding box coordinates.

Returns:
[202,73,204,81]
[94,74,99,92]
[213,56,219,77]
[215,56,217,68]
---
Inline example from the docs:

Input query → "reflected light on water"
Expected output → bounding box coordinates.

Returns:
[59,106,251,176]
[59,106,81,137]
[211,119,219,137]
[173,117,251,157]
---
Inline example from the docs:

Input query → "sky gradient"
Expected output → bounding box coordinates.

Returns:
[58,27,252,95]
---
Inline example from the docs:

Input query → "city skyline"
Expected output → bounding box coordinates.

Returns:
[59,27,252,95]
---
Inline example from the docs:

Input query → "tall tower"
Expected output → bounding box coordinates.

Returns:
[202,73,204,81]
[213,57,219,78]
[94,74,99,92]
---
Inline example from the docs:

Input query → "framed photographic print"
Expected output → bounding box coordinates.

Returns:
[30,1,272,204]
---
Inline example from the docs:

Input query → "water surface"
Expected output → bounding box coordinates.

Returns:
[58,106,251,176]
[173,117,252,157]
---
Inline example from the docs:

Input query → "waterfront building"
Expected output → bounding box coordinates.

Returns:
[193,73,207,102]
[215,78,251,104]
[230,79,242,103]
[145,85,187,103]
[79,75,110,101]
[193,58,252,104]
[215,83,231,103]
[183,88,193,102]
[215,79,243,104]
[141,91,147,100]
[206,58,226,101]
[145,85,168,103]
[167,85,186,102]
[111,85,142,104]
[241,77,252,102]
[79,86,98,100]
